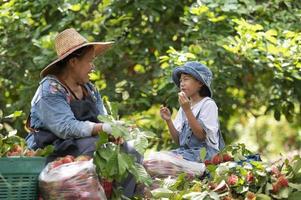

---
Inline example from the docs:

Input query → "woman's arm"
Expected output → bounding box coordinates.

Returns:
[38,94,97,139]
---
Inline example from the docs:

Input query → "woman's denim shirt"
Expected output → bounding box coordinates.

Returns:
[29,75,107,139]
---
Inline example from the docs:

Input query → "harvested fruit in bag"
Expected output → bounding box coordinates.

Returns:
[39,156,106,200]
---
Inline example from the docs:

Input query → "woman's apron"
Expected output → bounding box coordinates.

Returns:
[172,99,225,162]
[32,85,100,161]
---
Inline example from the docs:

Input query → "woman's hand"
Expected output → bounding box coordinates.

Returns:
[109,136,124,145]
[92,122,112,136]
[178,91,190,111]
[102,123,112,134]
[92,123,124,144]
[160,106,171,121]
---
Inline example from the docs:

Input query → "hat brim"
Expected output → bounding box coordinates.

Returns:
[172,67,213,97]
[40,41,114,78]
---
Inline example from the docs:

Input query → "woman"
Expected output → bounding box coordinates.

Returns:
[26,28,140,197]
[160,61,225,162]
[26,28,114,158]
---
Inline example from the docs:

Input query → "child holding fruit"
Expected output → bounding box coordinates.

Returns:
[160,61,225,162]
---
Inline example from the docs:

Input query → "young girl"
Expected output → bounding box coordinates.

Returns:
[160,61,225,162]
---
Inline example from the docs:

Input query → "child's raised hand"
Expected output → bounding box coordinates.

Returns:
[160,105,171,121]
[178,91,190,111]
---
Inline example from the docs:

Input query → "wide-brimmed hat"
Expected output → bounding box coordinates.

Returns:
[172,61,213,97]
[40,28,114,78]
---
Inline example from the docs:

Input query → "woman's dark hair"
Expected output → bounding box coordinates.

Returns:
[51,45,94,75]
[199,85,210,97]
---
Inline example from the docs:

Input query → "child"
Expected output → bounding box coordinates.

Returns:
[160,61,225,162]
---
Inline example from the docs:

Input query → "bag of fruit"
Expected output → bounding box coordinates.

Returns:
[143,151,205,178]
[39,155,106,200]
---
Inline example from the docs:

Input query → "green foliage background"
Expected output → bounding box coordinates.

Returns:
[0,0,300,158]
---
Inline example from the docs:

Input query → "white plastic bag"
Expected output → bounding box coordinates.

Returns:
[143,151,205,178]
[39,159,106,200]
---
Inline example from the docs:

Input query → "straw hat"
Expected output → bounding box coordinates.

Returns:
[40,28,114,78]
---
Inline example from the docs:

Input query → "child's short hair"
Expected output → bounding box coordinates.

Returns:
[199,85,211,97]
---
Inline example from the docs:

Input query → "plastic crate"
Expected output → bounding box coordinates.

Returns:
[0,157,46,200]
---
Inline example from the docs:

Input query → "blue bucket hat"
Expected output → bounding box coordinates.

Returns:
[172,61,213,97]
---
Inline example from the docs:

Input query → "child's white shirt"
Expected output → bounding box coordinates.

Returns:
[173,97,220,150]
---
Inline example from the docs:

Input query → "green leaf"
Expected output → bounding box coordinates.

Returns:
[265,182,273,194]
[288,191,301,200]
[35,145,54,157]
[96,132,108,146]
[133,64,146,73]
[208,191,220,200]
[98,115,114,123]
[97,144,115,161]
[190,5,209,15]
[222,3,238,12]
[132,136,148,155]
[129,163,152,186]
[102,100,119,120]
[4,110,23,118]
[182,191,214,200]
[169,173,187,190]
[288,182,301,191]
[235,185,249,194]
[266,29,278,36]
[291,156,301,175]
[206,164,218,174]
[70,4,81,11]
[3,135,25,145]
[107,152,118,177]
[93,155,106,176]
[277,187,290,199]
[117,153,130,176]
[256,193,271,200]
[250,161,264,170]
[199,147,207,161]
[151,188,173,198]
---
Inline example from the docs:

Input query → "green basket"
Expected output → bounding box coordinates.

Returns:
[0,157,46,200]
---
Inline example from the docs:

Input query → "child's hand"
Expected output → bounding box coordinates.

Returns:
[160,105,171,121]
[178,91,190,111]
